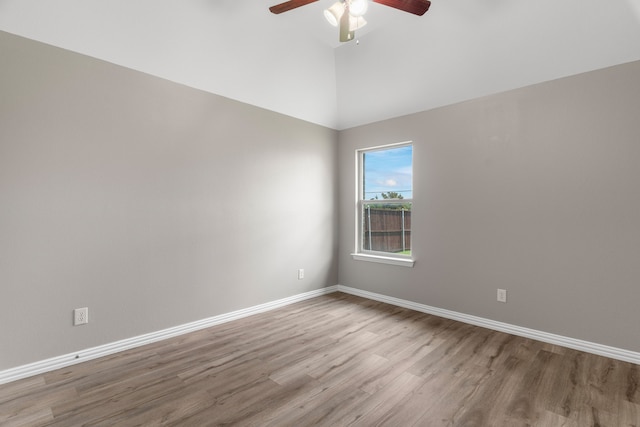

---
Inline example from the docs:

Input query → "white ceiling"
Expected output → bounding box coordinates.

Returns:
[1,0,639,129]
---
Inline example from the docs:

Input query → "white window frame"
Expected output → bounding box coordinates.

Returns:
[351,142,415,267]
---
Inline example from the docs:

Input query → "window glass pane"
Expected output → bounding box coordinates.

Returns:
[360,144,412,256]
[363,145,412,200]
[362,201,412,254]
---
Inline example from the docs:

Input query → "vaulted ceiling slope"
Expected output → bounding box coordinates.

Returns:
[1,0,639,130]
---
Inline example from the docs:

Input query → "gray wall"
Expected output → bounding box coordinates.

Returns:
[0,31,338,370]
[3,27,640,372]
[338,60,640,353]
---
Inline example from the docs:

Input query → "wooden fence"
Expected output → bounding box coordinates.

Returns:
[363,207,411,253]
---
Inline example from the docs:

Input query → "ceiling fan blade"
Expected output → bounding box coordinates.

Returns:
[269,0,319,14]
[372,0,431,16]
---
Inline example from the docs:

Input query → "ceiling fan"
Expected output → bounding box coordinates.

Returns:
[269,0,431,43]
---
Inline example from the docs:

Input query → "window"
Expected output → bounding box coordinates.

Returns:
[353,142,414,267]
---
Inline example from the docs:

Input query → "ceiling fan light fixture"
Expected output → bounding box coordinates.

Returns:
[349,15,367,31]
[348,0,369,17]
[324,2,344,27]
[339,2,352,41]
[269,0,431,42]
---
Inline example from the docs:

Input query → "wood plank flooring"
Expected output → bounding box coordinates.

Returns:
[1,292,639,426]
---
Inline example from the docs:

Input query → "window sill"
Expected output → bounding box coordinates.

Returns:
[351,253,415,268]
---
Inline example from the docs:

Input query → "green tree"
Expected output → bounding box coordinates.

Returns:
[369,192,410,210]
[380,191,404,200]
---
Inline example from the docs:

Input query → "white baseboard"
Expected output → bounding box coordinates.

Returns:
[336,285,640,365]
[0,286,339,385]
[3,283,638,385]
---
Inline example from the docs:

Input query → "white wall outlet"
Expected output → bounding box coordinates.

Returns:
[298,269,304,280]
[497,289,507,303]
[74,307,89,326]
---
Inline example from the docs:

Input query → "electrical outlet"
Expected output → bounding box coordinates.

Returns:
[497,289,507,303]
[74,307,89,326]
[298,269,304,280]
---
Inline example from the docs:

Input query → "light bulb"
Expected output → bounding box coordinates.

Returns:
[349,0,369,17]
[349,15,367,31]
[324,2,344,27]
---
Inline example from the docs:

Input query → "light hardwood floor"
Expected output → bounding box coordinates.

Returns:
[1,292,639,426]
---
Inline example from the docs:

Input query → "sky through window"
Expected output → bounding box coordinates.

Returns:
[363,145,412,200]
